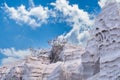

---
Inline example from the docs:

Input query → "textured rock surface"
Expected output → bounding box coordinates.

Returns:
[87,1,120,80]
[1,1,120,80]
[0,42,85,80]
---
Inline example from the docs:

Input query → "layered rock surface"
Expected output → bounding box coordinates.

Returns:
[88,1,120,80]
[1,1,120,80]
[0,41,86,80]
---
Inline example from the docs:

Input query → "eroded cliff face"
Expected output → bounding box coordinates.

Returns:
[1,1,120,80]
[0,42,85,80]
[87,1,120,80]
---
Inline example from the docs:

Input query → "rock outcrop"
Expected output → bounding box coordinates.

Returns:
[88,1,120,80]
[0,42,85,80]
[1,1,120,80]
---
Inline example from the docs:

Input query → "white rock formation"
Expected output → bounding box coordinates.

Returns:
[87,1,120,80]
[0,41,86,80]
[1,1,120,80]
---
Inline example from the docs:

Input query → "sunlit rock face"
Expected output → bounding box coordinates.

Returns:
[0,42,85,80]
[88,1,120,80]
[1,1,120,80]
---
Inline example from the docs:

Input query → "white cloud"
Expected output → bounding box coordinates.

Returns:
[0,48,31,58]
[51,0,93,25]
[0,48,31,65]
[1,57,20,65]
[29,0,35,8]
[4,3,50,28]
[116,0,120,2]
[3,0,94,45]
[51,0,94,45]
[0,0,98,66]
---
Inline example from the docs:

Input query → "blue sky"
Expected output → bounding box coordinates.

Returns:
[0,0,101,65]
[0,0,100,49]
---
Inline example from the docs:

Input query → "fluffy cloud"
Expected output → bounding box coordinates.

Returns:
[1,0,94,64]
[1,57,20,65]
[0,0,96,65]
[0,48,31,65]
[4,3,50,28]
[4,0,94,45]
[51,0,94,45]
